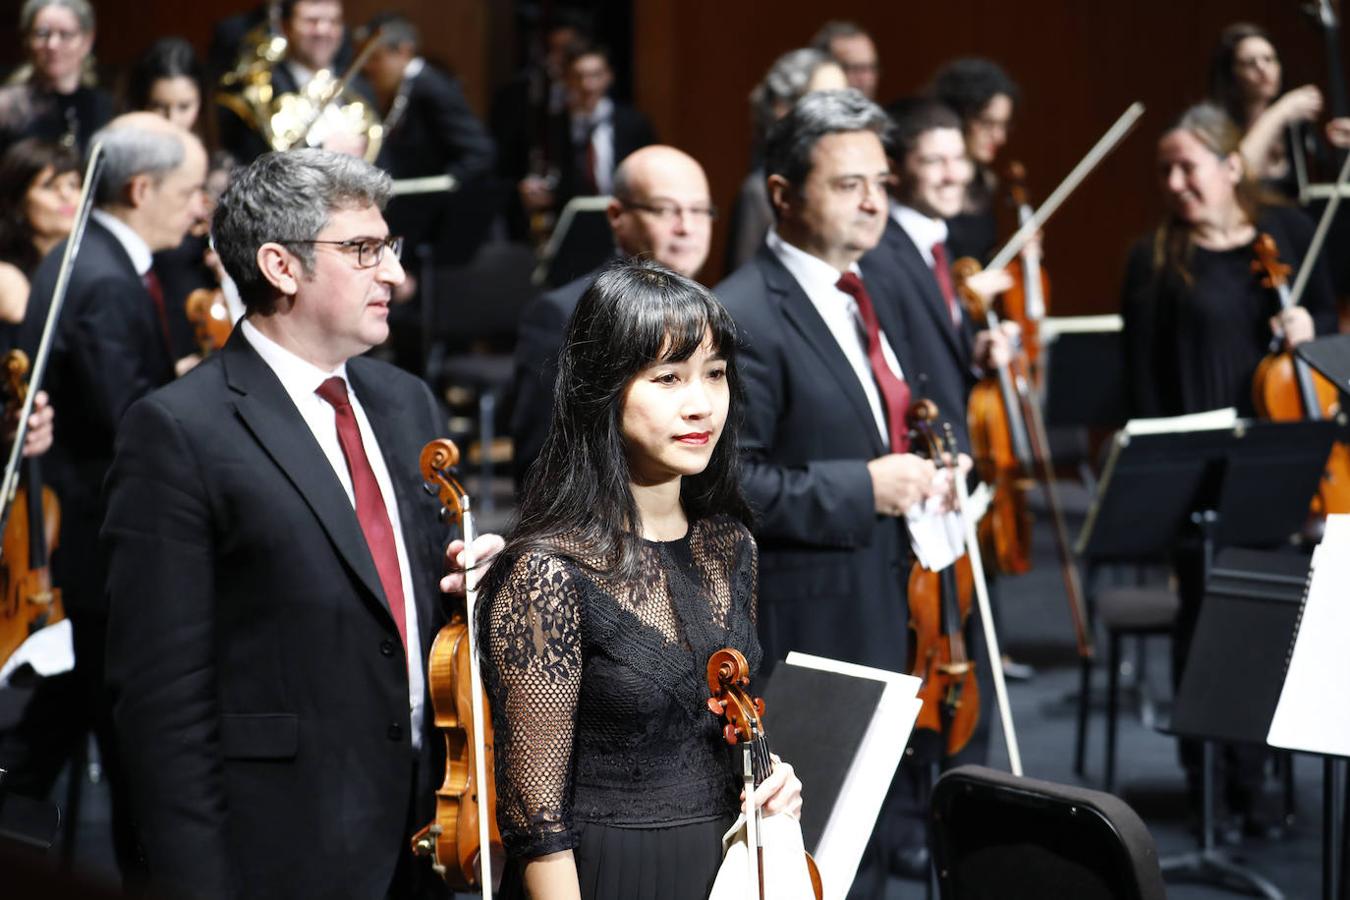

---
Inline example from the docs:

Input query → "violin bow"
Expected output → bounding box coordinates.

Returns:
[0,141,104,548]
[943,423,1024,776]
[984,102,1145,274]
[1285,134,1350,307]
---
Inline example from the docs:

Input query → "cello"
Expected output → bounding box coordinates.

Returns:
[1249,233,1350,515]
[410,438,502,894]
[705,646,822,900]
[0,350,62,668]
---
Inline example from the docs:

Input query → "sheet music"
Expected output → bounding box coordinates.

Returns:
[1267,514,1350,756]
[1123,407,1238,436]
[0,618,73,686]
[782,653,921,900]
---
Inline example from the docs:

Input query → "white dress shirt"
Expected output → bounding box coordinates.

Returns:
[891,202,949,270]
[91,209,152,277]
[241,319,425,748]
[570,96,615,194]
[766,230,904,447]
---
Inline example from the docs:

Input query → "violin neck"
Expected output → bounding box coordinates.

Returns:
[1275,284,1324,419]
[23,457,48,570]
[1016,203,1046,321]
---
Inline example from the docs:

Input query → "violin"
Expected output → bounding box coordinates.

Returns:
[999,161,1049,378]
[0,350,62,668]
[705,647,822,900]
[952,257,1093,661]
[410,439,502,894]
[1250,233,1350,515]
[904,400,980,758]
[906,401,1024,775]
[952,257,1034,578]
[184,288,232,357]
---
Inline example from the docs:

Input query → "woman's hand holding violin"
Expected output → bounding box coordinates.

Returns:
[743,754,803,820]
[440,532,506,594]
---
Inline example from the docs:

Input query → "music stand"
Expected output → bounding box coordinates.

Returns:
[1039,315,1126,430]
[532,196,614,288]
[1297,333,1350,397]
[1166,548,1310,899]
[1073,418,1335,897]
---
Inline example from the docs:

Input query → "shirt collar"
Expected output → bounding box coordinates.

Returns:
[765,229,860,292]
[404,57,425,80]
[240,318,350,408]
[892,202,949,254]
[571,96,613,132]
[91,208,153,276]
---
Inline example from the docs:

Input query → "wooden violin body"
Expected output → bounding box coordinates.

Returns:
[966,376,1034,576]
[1000,161,1050,379]
[906,555,979,757]
[1249,232,1350,516]
[185,288,232,356]
[0,350,62,668]
[410,438,502,892]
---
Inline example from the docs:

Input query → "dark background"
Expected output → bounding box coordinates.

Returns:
[4,0,1348,308]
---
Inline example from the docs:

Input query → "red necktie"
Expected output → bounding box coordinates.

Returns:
[315,376,408,654]
[142,269,173,356]
[836,272,911,453]
[930,242,961,328]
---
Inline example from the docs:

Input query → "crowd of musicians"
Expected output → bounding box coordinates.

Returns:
[0,1,1343,898]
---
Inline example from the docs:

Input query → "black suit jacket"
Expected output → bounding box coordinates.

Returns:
[861,218,979,453]
[714,246,915,672]
[18,218,175,611]
[508,269,598,485]
[378,63,496,249]
[546,102,655,210]
[103,331,451,899]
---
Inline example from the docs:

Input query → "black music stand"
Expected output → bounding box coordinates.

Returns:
[0,768,59,853]
[1297,333,1350,398]
[1164,548,1311,899]
[1072,417,1335,786]
[533,196,614,288]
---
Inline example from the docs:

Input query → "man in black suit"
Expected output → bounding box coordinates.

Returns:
[862,99,1011,453]
[360,13,495,251]
[103,149,496,899]
[217,0,375,163]
[11,111,206,880]
[511,144,713,483]
[518,40,656,227]
[716,89,947,897]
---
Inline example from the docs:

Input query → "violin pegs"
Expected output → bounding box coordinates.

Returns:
[723,723,740,745]
[706,697,726,715]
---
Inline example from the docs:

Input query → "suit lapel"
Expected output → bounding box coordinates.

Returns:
[887,221,967,363]
[759,249,887,457]
[221,332,392,622]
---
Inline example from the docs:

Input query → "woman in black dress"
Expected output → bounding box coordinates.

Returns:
[479,260,801,899]
[1120,102,1335,838]
[1121,102,1335,419]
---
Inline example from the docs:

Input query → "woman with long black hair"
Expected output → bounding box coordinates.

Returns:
[479,260,801,899]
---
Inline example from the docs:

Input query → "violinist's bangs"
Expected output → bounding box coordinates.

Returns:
[641,285,737,366]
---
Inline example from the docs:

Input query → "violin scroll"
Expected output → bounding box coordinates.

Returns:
[1251,233,1292,290]
[705,647,764,747]
[420,438,468,524]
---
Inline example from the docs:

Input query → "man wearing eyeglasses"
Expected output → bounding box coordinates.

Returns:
[102,148,497,899]
[511,143,713,482]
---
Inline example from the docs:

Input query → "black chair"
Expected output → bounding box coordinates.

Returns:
[422,241,538,511]
[931,764,1166,900]
[1080,586,1179,793]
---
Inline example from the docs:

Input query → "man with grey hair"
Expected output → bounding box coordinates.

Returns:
[715,88,937,896]
[103,147,495,899]
[10,109,205,882]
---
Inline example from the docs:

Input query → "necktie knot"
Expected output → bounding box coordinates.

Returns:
[931,241,949,268]
[835,271,865,299]
[315,376,351,410]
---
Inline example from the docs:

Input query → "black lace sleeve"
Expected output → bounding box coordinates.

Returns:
[480,551,584,859]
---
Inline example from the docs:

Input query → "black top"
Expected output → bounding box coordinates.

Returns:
[1121,205,1338,418]
[479,515,760,860]
[0,83,113,154]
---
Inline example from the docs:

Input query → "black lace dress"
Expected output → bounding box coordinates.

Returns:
[480,515,761,900]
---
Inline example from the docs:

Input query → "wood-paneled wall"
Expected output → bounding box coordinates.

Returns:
[634,0,1350,306]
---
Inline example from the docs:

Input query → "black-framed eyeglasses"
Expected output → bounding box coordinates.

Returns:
[620,200,718,223]
[274,235,404,269]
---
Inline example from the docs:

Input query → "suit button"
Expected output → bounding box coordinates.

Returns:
[380,639,396,657]
[388,722,403,742]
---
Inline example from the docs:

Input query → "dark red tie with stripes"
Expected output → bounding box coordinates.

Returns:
[836,272,911,453]
[315,376,408,654]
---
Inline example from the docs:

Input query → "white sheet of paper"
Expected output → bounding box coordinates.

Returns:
[0,618,74,686]
[783,652,922,900]
[1268,515,1350,756]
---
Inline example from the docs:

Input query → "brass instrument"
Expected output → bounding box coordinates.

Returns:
[216,24,384,163]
